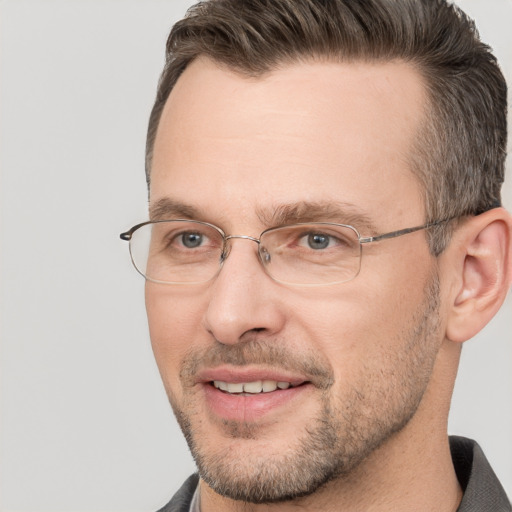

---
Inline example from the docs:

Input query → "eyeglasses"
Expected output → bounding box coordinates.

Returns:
[120,218,450,286]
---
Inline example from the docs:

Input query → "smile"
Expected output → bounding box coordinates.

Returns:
[204,379,311,422]
[212,380,293,394]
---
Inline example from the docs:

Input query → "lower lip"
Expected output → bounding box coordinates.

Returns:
[202,383,312,422]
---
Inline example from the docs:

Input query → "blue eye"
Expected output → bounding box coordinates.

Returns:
[181,232,203,248]
[307,233,330,250]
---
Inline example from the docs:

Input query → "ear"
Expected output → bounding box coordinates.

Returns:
[445,208,512,343]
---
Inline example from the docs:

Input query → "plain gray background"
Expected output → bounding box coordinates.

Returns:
[1,1,511,510]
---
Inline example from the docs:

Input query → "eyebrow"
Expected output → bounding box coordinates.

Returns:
[149,198,201,221]
[149,197,378,234]
[257,201,379,233]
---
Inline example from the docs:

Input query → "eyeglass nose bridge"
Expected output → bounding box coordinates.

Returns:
[224,234,261,243]
[221,234,263,263]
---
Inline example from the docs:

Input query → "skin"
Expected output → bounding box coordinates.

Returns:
[146,58,512,511]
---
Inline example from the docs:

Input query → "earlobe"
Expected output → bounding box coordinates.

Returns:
[446,208,512,343]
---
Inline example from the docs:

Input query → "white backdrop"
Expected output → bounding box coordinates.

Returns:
[0,1,510,510]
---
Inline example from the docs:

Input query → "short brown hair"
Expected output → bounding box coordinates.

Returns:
[145,0,507,254]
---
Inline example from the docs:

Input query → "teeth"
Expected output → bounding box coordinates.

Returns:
[227,382,244,393]
[216,381,228,391]
[262,380,277,392]
[243,381,263,393]
[213,380,293,394]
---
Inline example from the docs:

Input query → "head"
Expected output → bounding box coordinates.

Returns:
[140,0,511,506]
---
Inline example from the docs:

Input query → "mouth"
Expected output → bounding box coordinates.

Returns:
[197,368,313,423]
[211,379,298,394]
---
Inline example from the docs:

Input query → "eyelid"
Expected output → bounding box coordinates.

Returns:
[302,229,355,247]
[156,221,223,246]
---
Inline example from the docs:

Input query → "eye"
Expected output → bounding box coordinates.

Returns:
[261,224,358,260]
[294,227,355,252]
[180,232,204,248]
[164,227,216,251]
[151,221,222,257]
[306,233,331,250]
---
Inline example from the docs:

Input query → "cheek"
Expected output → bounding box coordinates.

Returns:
[145,284,208,387]
[287,255,432,367]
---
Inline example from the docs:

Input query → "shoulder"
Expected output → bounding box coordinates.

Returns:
[450,436,511,511]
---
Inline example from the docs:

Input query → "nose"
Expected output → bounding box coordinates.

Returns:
[203,237,286,345]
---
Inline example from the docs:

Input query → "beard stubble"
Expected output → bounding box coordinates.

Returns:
[165,273,442,504]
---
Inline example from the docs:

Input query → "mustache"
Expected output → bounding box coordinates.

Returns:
[180,338,335,390]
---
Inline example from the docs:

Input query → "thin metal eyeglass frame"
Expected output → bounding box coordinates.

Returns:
[119,217,454,243]
[119,217,455,286]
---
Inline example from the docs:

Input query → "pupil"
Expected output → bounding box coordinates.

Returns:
[308,233,329,250]
[182,232,202,248]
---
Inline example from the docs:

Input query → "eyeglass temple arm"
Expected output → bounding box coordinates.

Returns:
[359,218,453,244]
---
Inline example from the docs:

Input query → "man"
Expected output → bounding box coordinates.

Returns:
[121,0,512,510]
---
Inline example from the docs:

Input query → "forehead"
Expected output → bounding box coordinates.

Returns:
[151,58,427,230]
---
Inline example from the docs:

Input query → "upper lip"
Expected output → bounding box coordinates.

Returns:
[196,366,309,387]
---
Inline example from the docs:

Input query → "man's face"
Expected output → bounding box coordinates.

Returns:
[147,58,443,502]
